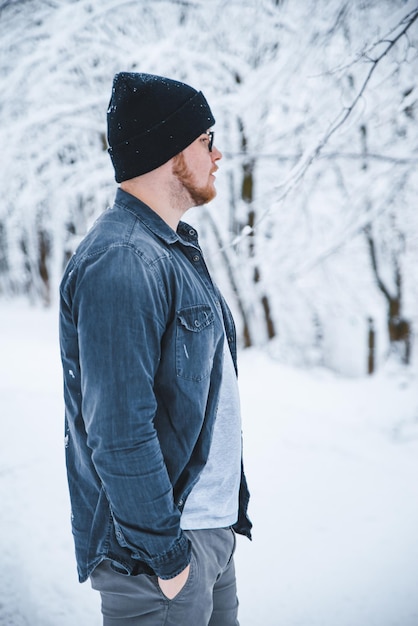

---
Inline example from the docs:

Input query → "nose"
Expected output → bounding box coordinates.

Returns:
[211,145,222,162]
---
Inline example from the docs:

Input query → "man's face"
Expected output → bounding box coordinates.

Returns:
[172,132,222,207]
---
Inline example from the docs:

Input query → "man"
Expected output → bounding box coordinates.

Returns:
[59,72,251,626]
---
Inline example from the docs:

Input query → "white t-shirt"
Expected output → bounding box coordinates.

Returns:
[181,336,242,530]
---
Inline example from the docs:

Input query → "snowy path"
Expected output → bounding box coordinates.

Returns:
[1,302,417,625]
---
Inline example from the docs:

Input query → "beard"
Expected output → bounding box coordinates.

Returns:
[172,153,216,207]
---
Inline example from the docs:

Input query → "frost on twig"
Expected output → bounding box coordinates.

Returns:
[241,6,418,238]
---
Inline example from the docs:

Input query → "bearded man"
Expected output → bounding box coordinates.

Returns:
[59,72,251,626]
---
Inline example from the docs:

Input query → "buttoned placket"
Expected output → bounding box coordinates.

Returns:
[177,230,221,310]
[179,229,237,357]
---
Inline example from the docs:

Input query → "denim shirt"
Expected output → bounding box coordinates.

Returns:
[59,188,251,583]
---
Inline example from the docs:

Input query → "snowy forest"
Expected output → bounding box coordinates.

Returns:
[1,3,418,625]
[1,0,417,376]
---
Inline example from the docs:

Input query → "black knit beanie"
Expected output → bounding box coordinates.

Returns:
[107,72,216,183]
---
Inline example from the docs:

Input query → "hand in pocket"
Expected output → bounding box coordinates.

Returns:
[158,563,190,599]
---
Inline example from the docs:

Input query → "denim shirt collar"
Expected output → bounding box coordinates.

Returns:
[114,187,199,247]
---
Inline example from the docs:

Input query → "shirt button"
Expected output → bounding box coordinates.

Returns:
[192,254,200,262]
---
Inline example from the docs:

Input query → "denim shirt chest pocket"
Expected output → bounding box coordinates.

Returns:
[176,304,215,381]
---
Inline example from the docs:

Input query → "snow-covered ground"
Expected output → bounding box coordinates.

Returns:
[1,301,417,626]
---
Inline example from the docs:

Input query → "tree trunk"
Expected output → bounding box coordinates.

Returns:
[238,117,276,343]
[365,225,411,365]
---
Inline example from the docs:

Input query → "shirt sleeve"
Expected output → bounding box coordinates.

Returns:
[72,244,190,579]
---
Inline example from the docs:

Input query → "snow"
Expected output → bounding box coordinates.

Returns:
[2,1,418,376]
[1,301,418,625]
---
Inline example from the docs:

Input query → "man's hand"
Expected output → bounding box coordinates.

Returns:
[158,564,191,599]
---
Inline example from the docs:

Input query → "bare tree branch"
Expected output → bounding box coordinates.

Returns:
[288,171,409,280]
[231,6,418,243]
[224,151,418,164]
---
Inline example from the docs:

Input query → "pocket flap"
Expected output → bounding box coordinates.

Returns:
[177,305,214,332]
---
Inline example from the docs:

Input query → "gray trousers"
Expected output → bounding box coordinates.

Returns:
[90,527,240,626]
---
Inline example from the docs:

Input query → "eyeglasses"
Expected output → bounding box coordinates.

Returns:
[207,131,214,152]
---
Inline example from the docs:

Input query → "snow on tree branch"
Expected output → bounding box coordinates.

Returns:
[232,5,418,242]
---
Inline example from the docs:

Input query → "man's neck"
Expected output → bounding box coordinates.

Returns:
[120,166,191,231]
